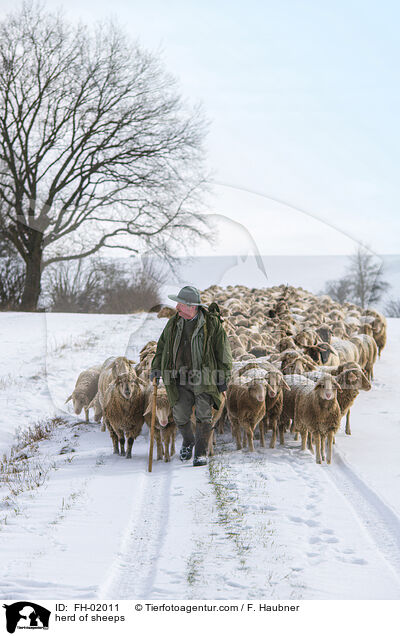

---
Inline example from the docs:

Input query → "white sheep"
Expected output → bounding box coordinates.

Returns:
[65,365,102,422]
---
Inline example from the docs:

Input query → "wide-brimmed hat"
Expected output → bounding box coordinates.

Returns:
[168,285,206,307]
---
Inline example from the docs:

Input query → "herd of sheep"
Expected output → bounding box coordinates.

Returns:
[65,284,387,465]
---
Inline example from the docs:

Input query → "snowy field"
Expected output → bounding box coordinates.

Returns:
[0,311,399,600]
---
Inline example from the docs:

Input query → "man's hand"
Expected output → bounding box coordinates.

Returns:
[221,390,227,398]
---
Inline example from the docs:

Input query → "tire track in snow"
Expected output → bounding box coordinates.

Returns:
[98,465,172,599]
[327,450,400,578]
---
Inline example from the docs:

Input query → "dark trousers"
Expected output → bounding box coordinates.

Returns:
[172,384,213,456]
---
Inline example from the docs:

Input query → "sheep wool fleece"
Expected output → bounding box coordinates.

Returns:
[151,304,232,409]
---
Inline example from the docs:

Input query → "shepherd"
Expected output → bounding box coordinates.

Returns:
[150,285,232,466]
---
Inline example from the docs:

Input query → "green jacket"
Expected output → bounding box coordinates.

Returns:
[151,304,232,409]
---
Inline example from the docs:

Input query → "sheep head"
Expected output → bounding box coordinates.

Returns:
[338,367,371,392]
[264,370,290,397]
[71,392,87,415]
[111,357,139,400]
[314,375,341,401]
[144,385,171,427]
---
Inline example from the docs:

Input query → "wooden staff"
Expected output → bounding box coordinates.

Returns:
[148,377,158,472]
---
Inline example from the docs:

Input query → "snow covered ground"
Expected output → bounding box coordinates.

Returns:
[0,311,399,600]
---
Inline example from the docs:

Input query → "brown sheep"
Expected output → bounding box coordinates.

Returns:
[294,374,342,464]
[335,365,371,434]
[98,357,146,458]
[144,381,176,462]
[226,374,267,452]
[302,363,371,435]
[237,361,290,448]
[157,306,176,319]
[350,334,378,381]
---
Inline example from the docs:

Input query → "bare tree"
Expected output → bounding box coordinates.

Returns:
[321,277,353,305]
[385,298,400,318]
[347,247,389,308]
[0,2,209,310]
[321,246,390,308]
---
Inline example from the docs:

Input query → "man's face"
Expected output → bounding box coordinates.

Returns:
[176,302,198,319]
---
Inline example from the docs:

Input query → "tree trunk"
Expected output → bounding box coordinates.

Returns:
[20,250,43,311]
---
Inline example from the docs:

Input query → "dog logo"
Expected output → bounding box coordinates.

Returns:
[3,602,50,633]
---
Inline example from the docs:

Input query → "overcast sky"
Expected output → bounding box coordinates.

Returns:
[2,0,399,256]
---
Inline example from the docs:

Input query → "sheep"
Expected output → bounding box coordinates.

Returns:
[279,373,311,444]
[237,360,291,448]
[303,342,340,366]
[371,315,387,357]
[65,365,102,422]
[143,380,176,462]
[302,363,371,435]
[98,357,146,458]
[277,335,298,352]
[135,340,157,382]
[294,374,342,464]
[349,334,378,381]
[330,337,359,365]
[315,325,333,343]
[226,371,267,452]
[157,306,176,318]
[88,392,103,427]
[279,350,318,374]
[335,365,371,434]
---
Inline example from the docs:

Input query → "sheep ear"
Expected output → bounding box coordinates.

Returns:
[362,373,371,390]
[65,394,73,404]
[144,404,152,417]
[281,377,291,391]
[332,377,342,391]
[111,363,119,380]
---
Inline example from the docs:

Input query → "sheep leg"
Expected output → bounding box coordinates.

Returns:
[107,425,119,455]
[314,432,322,464]
[300,430,308,451]
[269,419,277,448]
[320,435,326,462]
[162,431,170,463]
[242,428,247,448]
[119,434,126,456]
[232,420,242,450]
[171,429,176,456]
[155,430,163,460]
[307,432,314,454]
[279,421,285,446]
[326,431,334,464]
[84,407,89,423]
[259,419,265,447]
[126,437,134,459]
[345,410,351,435]
[247,429,254,452]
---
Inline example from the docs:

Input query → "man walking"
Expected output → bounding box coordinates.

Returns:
[150,285,232,466]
